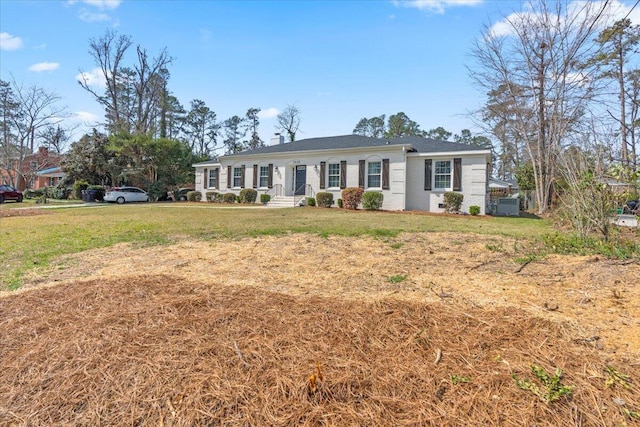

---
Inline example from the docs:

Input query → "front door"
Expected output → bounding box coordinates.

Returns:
[294,165,306,195]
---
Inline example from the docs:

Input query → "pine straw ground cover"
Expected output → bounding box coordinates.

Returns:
[1,274,639,426]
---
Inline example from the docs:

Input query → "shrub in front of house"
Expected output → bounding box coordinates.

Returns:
[73,180,89,200]
[24,188,45,199]
[223,193,236,204]
[337,198,343,208]
[53,185,72,200]
[443,192,463,213]
[187,191,202,202]
[342,187,364,210]
[215,193,224,203]
[260,194,271,204]
[307,197,316,206]
[316,192,333,208]
[469,205,481,216]
[362,191,384,210]
[206,191,219,202]
[239,189,257,204]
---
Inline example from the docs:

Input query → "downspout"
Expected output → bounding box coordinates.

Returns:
[402,145,407,211]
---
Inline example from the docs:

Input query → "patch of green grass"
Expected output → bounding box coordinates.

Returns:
[387,275,407,284]
[451,375,471,385]
[543,232,640,259]
[390,242,404,250]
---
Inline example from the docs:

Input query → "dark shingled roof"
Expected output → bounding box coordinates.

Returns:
[221,134,488,158]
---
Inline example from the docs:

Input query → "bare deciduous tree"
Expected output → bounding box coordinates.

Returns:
[0,78,66,188]
[277,104,301,142]
[79,29,172,135]
[470,0,610,213]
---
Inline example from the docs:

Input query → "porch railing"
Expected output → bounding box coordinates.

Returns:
[267,184,284,199]
[294,184,315,206]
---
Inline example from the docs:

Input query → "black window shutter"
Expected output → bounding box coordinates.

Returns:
[382,159,390,190]
[319,161,326,190]
[215,168,220,189]
[424,159,432,191]
[240,165,246,188]
[204,168,208,188]
[358,160,365,188]
[268,164,273,188]
[227,165,232,188]
[453,158,462,191]
[340,161,347,189]
[253,164,258,188]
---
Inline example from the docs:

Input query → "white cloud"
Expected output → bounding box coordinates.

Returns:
[79,9,111,22]
[0,32,23,50]
[392,0,483,14]
[28,62,60,72]
[76,68,106,88]
[258,107,280,119]
[75,111,99,122]
[67,0,121,10]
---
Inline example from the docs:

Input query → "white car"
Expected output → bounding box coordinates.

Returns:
[104,186,149,204]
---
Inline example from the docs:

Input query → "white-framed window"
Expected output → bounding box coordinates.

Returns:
[233,167,242,187]
[259,166,269,187]
[434,160,451,189]
[328,163,340,188]
[208,169,218,188]
[367,161,381,188]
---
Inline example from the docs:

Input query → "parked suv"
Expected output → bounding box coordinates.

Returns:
[0,185,23,203]
[103,186,149,204]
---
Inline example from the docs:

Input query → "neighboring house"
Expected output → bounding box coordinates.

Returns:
[0,147,64,191]
[193,134,492,214]
[35,167,66,189]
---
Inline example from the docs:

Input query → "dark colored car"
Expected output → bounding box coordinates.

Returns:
[0,185,23,203]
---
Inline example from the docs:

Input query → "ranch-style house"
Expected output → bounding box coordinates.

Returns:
[193,134,492,214]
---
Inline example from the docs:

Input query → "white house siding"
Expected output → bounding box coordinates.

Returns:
[405,153,489,214]
[194,147,407,210]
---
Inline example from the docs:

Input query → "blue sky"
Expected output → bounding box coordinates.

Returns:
[1,0,639,149]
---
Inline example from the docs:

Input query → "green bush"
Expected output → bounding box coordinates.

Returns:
[337,198,343,208]
[24,188,44,199]
[206,191,219,202]
[443,192,463,213]
[223,193,236,203]
[316,192,333,208]
[239,188,258,204]
[307,197,316,206]
[215,193,224,203]
[469,205,481,216]
[260,194,271,204]
[342,187,364,210]
[73,180,89,200]
[236,195,241,203]
[186,191,202,202]
[362,192,384,210]
[53,185,71,200]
